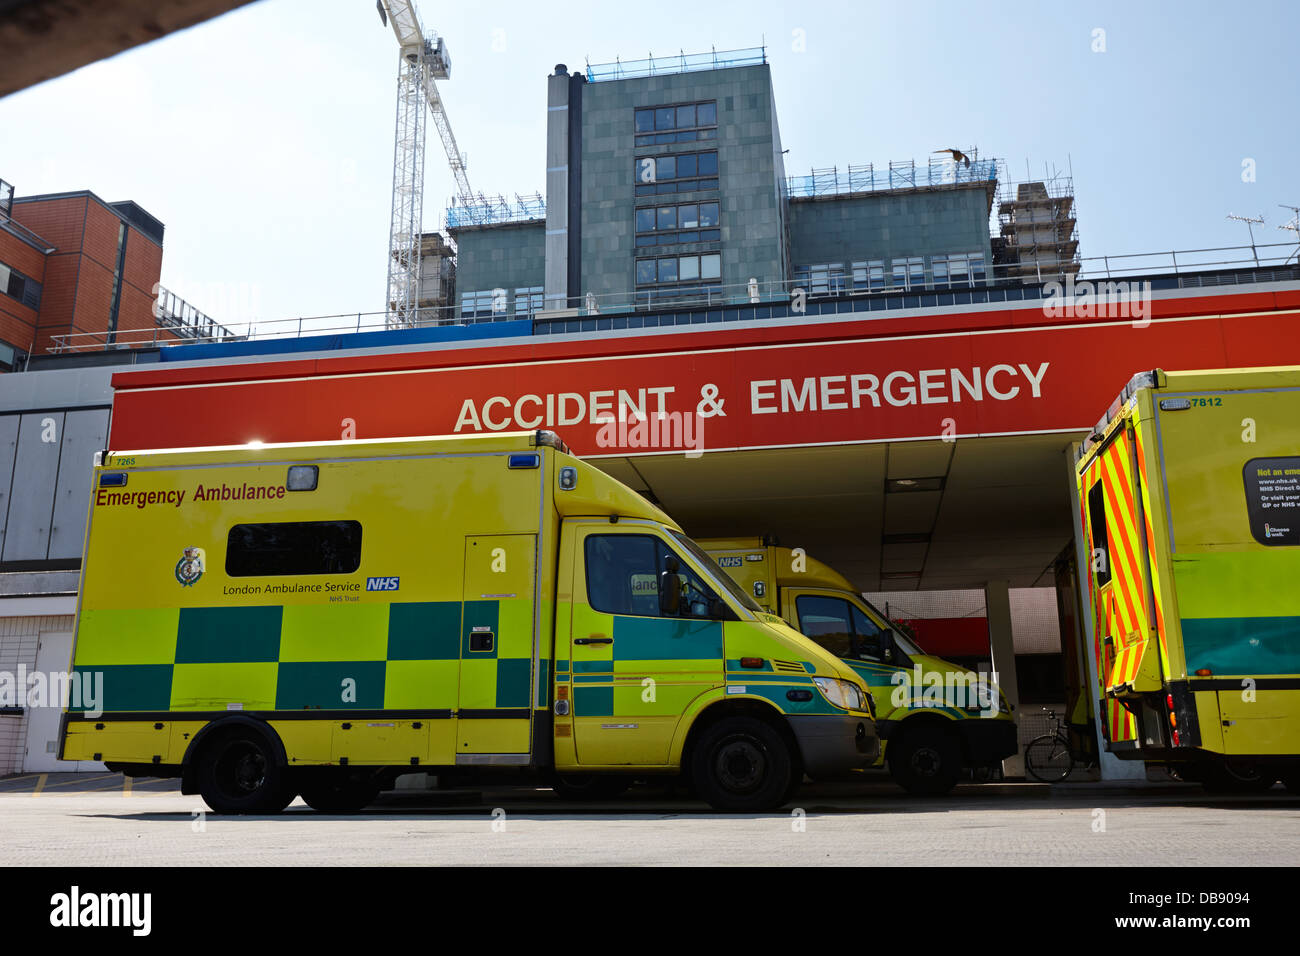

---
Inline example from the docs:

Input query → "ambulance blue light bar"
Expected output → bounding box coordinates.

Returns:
[99,473,128,487]
[509,453,541,469]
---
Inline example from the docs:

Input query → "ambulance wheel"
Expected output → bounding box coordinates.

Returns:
[545,773,632,801]
[691,716,797,812]
[197,730,294,815]
[298,773,382,813]
[888,726,961,796]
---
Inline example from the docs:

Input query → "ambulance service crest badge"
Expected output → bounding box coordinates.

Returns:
[175,546,205,587]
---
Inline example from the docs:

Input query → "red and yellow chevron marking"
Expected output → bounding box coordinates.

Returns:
[1132,422,1169,676]
[1081,437,1145,743]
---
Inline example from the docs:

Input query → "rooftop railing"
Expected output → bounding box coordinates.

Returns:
[41,241,1300,355]
[446,193,546,229]
[585,46,767,83]
[788,158,999,199]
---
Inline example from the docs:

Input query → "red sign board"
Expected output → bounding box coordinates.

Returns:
[109,305,1300,456]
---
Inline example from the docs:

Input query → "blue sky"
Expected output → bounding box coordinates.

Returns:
[2,0,1296,330]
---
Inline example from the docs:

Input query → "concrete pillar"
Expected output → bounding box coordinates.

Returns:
[543,65,570,311]
[984,580,1023,777]
[1066,443,1146,780]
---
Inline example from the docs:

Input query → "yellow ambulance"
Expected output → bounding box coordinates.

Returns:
[701,538,1016,794]
[59,431,878,813]
[1077,366,1300,792]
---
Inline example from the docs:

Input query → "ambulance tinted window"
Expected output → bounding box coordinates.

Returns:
[585,535,660,616]
[584,534,727,619]
[796,596,854,658]
[1087,481,1111,587]
[226,520,362,576]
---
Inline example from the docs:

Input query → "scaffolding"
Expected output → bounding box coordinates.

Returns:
[417,231,456,318]
[786,151,998,199]
[584,46,766,83]
[995,171,1080,281]
[445,192,546,229]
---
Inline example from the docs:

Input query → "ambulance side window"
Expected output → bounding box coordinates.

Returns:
[850,604,886,661]
[1087,481,1112,587]
[584,534,728,620]
[584,535,660,617]
[796,595,854,658]
[226,520,362,576]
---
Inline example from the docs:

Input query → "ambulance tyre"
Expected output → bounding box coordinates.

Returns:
[196,728,295,815]
[691,716,797,812]
[888,725,961,796]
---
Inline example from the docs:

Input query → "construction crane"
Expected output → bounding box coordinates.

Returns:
[377,0,471,328]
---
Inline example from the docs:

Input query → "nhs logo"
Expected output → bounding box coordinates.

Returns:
[366,576,401,592]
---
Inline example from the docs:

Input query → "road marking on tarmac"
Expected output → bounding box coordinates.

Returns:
[31,773,47,796]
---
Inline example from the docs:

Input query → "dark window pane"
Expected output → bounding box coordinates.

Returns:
[656,133,674,144]
[700,229,720,241]
[655,107,675,130]
[697,152,718,175]
[657,156,676,180]
[636,234,656,247]
[676,231,698,243]
[635,184,654,197]
[657,206,676,230]
[850,605,886,661]
[226,520,362,577]
[675,131,697,143]
[698,127,716,140]
[635,109,655,132]
[636,260,656,284]
[584,535,660,617]
[697,102,717,126]
[676,154,697,177]
[658,258,678,282]
[676,105,696,128]
[635,208,655,232]
[796,595,854,658]
[699,202,719,227]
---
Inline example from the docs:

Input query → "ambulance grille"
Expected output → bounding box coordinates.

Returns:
[774,660,805,673]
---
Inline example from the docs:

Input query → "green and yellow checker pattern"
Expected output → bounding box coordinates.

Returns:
[71,599,533,714]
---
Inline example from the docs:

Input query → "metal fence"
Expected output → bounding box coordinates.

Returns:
[585,46,767,83]
[788,157,999,198]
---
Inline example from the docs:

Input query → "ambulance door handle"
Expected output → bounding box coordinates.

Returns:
[575,636,612,645]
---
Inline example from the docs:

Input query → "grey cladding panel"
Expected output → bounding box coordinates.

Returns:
[0,416,19,556]
[49,408,109,560]
[3,412,64,562]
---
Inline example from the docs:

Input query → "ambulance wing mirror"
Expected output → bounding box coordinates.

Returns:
[660,557,682,615]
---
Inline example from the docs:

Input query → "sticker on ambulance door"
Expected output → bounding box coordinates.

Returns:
[1243,457,1300,546]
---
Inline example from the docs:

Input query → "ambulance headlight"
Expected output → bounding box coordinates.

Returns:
[813,677,866,711]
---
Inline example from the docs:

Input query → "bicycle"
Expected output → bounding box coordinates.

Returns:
[1024,708,1078,783]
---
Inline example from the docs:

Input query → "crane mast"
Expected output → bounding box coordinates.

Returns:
[378,0,470,328]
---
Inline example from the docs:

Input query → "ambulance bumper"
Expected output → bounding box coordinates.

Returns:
[790,714,880,776]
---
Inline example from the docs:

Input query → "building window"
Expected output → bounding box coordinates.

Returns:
[226,520,363,577]
[634,150,719,197]
[931,256,950,290]
[514,287,543,316]
[460,290,501,319]
[890,257,925,291]
[634,100,718,146]
[796,263,844,296]
[941,253,987,288]
[0,260,42,311]
[635,252,721,287]
[633,201,721,246]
